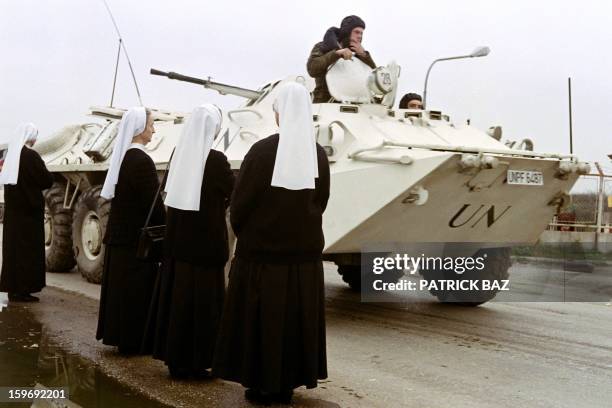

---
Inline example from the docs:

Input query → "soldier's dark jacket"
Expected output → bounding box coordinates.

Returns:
[306,43,376,103]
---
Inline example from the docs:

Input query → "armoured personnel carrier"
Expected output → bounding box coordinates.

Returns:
[26,58,589,304]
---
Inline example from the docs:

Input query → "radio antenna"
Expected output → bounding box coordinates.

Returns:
[102,0,143,106]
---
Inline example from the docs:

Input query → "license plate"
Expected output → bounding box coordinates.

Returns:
[507,170,543,186]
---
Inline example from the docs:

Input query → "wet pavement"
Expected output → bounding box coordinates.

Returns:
[0,270,610,407]
[0,304,169,408]
[0,287,325,407]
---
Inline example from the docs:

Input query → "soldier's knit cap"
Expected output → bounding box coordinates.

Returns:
[339,15,366,40]
[399,93,423,109]
[319,15,366,53]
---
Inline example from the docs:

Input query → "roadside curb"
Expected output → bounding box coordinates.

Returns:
[45,270,101,301]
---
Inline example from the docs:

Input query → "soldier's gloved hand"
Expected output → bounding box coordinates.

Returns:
[349,41,366,57]
[335,48,353,60]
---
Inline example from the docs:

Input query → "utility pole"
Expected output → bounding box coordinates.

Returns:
[568,77,573,154]
[595,162,604,251]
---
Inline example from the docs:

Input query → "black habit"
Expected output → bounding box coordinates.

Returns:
[146,150,234,374]
[0,146,53,295]
[96,147,165,354]
[212,134,330,393]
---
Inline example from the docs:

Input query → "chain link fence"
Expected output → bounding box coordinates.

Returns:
[550,172,612,231]
[604,178,612,227]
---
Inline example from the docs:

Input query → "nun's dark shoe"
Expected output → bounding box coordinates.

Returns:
[168,366,191,380]
[117,346,140,356]
[193,369,213,380]
[244,388,272,406]
[21,294,39,302]
[8,293,39,302]
[7,293,22,301]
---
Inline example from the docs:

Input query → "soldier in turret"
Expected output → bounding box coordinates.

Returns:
[399,93,423,109]
[307,15,376,103]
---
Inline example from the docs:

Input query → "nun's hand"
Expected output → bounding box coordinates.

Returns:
[349,41,366,57]
[335,48,353,60]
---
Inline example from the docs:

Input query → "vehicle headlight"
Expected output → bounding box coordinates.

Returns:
[367,67,393,97]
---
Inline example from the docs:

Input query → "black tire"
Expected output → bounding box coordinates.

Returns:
[336,251,407,293]
[44,183,76,272]
[420,247,511,306]
[337,262,405,292]
[72,186,110,283]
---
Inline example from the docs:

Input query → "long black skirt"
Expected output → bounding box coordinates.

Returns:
[146,258,225,371]
[96,244,157,353]
[212,257,327,393]
[0,207,46,294]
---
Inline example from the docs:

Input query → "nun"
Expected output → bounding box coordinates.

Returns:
[96,107,165,355]
[147,104,234,378]
[0,124,53,302]
[213,82,330,405]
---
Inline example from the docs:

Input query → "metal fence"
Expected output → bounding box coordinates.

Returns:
[549,170,612,232]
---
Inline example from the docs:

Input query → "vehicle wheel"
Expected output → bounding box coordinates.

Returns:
[72,186,110,283]
[337,261,405,292]
[420,247,511,306]
[44,183,76,272]
[337,264,361,291]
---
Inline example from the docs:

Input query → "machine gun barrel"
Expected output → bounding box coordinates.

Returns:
[150,69,262,100]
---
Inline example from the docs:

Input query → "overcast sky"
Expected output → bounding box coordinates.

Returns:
[1,0,611,176]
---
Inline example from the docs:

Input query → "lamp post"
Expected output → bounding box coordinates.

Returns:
[422,46,490,109]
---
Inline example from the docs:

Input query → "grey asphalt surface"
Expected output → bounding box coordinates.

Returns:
[1,225,612,407]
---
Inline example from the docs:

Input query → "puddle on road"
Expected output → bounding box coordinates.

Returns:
[0,303,169,408]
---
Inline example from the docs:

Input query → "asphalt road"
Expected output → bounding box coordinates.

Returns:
[1,224,612,407]
[321,272,612,408]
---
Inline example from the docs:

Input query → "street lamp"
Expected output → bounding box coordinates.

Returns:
[422,46,490,109]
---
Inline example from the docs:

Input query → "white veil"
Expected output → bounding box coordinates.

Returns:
[100,107,147,199]
[0,123,39,186]
[164,104,222,211]
[271,82,318,190]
